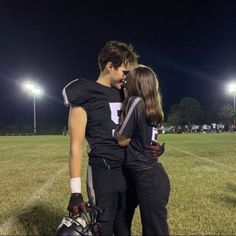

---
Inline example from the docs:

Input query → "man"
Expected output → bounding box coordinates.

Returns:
[62,40,139,236]
[62,41,164,235]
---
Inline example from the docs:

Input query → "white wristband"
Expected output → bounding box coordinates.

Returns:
[70,177,81,193]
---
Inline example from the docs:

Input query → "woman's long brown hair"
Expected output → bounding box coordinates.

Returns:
[124,65,164,125]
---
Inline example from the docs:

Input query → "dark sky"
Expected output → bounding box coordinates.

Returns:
[1,0,236,126]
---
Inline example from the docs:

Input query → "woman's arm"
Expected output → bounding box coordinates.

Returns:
[115,131,131,147]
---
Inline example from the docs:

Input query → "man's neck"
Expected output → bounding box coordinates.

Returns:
[96,74,111,87]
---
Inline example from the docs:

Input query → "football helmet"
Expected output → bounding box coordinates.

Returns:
[55,203,101,236]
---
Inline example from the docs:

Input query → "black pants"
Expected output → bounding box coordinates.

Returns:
[131,163,170,236]
[87,164,129,236]
[124,168,138,235]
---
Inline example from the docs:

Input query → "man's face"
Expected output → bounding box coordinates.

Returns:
[110,63,132,90]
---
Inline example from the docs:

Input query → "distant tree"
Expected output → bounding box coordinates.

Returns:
[167,97,203,129]
[204,101,226,124]
[179,97,203,128]
[204,103,219,123]
[167,104,183,125]
[217,104,234,125]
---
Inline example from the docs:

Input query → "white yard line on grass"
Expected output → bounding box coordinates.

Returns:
[0,166,67,235]
[0,145,25,150]
[168,145,236,172]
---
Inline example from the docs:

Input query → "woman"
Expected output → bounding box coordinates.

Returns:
[114,65,170,236]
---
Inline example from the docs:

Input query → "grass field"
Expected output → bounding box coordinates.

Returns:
[0,133,236,235]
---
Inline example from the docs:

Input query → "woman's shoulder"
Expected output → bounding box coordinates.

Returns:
[128,96,141,103]
[127,96,145,111]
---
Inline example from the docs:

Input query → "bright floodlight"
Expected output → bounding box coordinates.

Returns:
[22,81,43,134]
[32,87,43,96]
[227,81,236,129]
[228,82,236,93]
[24,82,35,91]
[23,81,43,97]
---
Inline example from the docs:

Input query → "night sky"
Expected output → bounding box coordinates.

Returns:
[1,0,236,127]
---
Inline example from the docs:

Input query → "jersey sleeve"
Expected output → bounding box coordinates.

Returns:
[117,97,143,138]
[62,79,90,107]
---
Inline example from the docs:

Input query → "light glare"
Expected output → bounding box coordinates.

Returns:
[32,88,42,95]
[22,81,43,97]
[23,82,34,90]
[228,83,236,93]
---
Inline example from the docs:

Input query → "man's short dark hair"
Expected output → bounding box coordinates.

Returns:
[98,40,139,71]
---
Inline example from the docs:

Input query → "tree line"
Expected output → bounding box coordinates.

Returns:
[0,96,235,134]
[166,97,235,130]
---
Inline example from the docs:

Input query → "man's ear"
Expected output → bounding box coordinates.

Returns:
[105,62,113,72]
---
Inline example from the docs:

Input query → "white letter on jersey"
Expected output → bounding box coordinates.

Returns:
[109,102,122,124]
[151,127,158,142]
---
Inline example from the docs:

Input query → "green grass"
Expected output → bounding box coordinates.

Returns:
[0,133,236,235]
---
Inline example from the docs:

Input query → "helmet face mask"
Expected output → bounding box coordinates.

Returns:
[55,203,101,236]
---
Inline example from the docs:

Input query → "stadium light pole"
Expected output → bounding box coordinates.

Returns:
[23,82,43,134]
[227,82,236,128]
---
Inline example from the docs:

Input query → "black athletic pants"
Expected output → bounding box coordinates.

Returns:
[87,164,129,236]
[131,163,170,236]
[124,168,138,235]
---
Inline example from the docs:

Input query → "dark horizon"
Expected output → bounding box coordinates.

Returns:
[1,0,236,128]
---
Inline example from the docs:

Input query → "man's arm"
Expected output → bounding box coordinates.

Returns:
[67,106,87,215]
[69,106,87,180]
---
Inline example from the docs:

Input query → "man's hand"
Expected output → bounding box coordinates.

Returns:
[87,144,91,154]
[67,193,87,215]
[144,142,165,160]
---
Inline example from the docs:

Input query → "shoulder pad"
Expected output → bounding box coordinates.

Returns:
[62,79,92,107]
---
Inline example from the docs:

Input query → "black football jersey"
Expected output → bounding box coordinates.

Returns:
[117,96,158,172]
[62,78,125,167]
